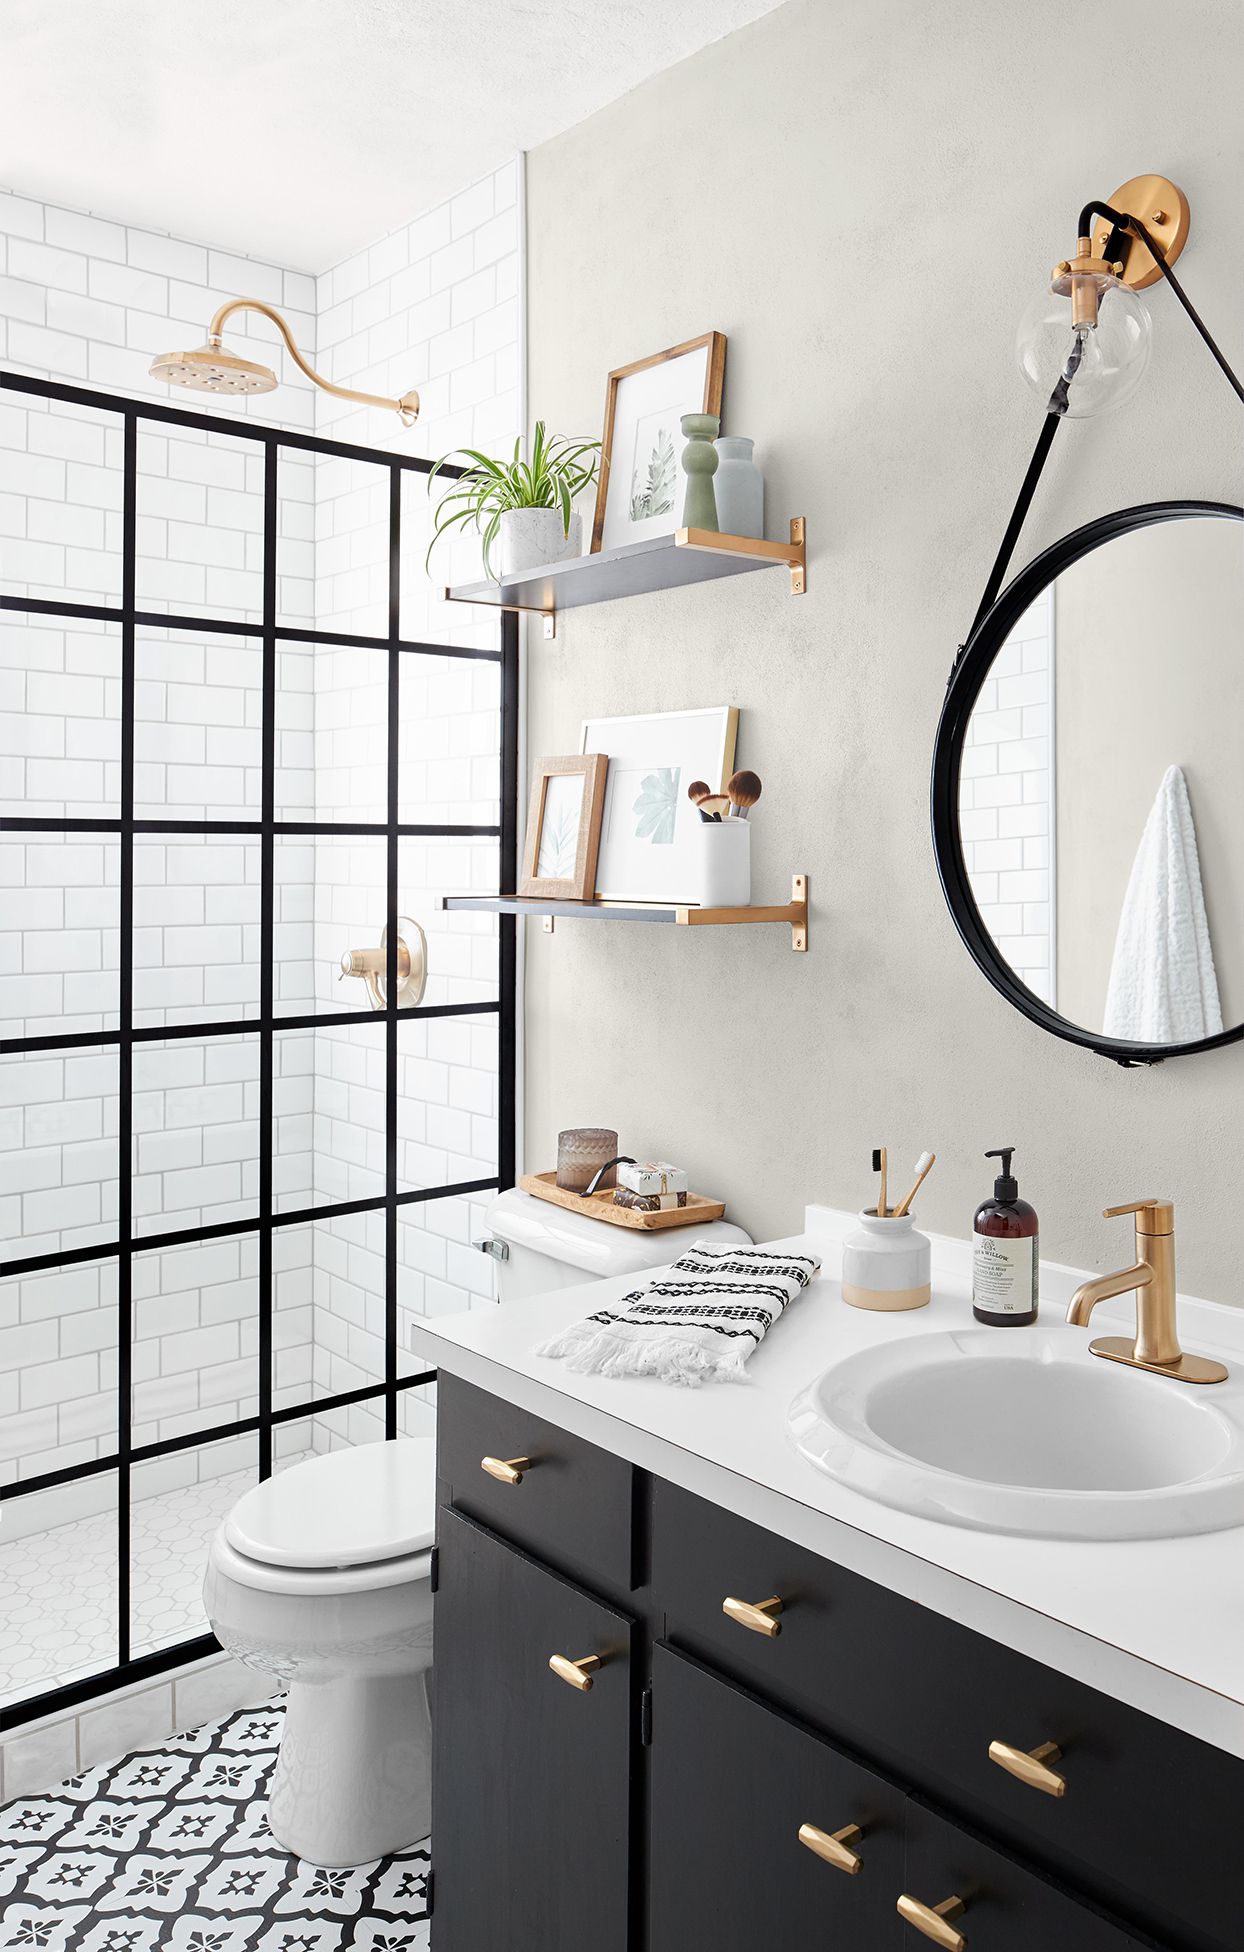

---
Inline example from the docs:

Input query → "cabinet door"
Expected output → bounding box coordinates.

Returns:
[901,1800,1143,1952]
[648,1643,905,1951]
[433,1505,635,1952]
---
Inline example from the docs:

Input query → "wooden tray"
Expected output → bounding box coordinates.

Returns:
[520,1172,726,1231]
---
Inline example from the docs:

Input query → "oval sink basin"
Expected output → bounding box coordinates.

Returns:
[787,1330,1244,1540]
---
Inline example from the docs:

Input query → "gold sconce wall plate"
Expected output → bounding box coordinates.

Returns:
[1091,175,1190,288]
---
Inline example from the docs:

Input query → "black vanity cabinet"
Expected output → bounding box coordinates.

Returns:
[433,1375,1237,1952]
[432,1505,636,1952]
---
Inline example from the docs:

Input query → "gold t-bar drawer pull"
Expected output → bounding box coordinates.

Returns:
[480,1454,531,1485]
[548,1653,602,1692]
[722,1594,783,1637]
[988,1738,1066,1797]
[798,1821,862,1875]
[897,1893,967,1951]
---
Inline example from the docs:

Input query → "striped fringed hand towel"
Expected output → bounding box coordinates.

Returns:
[536,1241,821,1387]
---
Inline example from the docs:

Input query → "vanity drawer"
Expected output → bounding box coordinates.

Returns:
[651,1478,1240,1952]
[436,1372,637,1598]
[903,1798,1145,1952]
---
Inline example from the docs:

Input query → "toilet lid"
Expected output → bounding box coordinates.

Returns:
[224,1438,436,1570]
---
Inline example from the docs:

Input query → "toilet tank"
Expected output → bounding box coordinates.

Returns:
[479,1188,752,1302]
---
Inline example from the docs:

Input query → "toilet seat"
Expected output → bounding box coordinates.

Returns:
[218,1437,437,1592]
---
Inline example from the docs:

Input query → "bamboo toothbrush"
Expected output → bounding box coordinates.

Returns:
[872,1146,888,1217]
[892,1150,936,1218]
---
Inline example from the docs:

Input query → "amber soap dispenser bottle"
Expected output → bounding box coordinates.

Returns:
[972,1147,1038,1325]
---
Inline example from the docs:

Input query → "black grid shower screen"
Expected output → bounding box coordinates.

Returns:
[0,370,518,1729]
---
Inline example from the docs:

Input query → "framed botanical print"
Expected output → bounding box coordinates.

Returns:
[518,754,609,901]
[591,332,726,554]
[581,706,738,902]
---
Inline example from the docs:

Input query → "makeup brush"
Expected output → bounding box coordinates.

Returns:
[892,1151,936,1219]
[726,769,762,819]
[698,794,730,820]
[687,779,716,823]
[872,1146,888,1218]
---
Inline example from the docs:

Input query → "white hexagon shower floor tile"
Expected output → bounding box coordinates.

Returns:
[0,1459,314,1710]
[0,1700,430,1950]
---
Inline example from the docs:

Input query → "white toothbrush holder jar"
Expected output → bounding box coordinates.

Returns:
[841,1210,931,1312]
[692,818,750,907]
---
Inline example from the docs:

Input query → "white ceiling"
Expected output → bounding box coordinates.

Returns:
[0,0,785,272]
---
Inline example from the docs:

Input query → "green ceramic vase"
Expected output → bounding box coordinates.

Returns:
[680,412,720,531]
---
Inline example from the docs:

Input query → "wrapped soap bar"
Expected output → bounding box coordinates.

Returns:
[617,1160,689,1198]
[613,1187,689,1213]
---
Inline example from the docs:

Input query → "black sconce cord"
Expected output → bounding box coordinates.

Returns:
[958,198,1244,653]
[1081,201,1244,406]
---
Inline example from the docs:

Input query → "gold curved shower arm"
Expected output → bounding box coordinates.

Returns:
[208,298,420,426]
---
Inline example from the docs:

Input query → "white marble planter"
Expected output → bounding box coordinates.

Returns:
[498,507,582,577]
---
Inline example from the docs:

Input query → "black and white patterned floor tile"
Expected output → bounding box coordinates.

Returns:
[0,1702,430,1951]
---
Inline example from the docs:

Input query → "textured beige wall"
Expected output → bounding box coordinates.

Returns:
[523,0,1244,1299]
[1053,519,1243,1030]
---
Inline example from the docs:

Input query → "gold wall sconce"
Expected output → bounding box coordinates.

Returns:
[1014,172,1241,420]
[150,298,420,424]
[957,171,1242,645]
[339,918,428,1011]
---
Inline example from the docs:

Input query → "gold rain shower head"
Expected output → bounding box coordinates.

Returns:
[150,298,420,426]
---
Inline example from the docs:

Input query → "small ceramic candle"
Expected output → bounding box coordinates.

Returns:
[556,1128,619,1193]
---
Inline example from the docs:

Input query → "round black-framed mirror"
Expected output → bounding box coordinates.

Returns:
[932,499,1244,1066]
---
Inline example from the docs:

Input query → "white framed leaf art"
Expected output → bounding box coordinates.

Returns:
[581,706,739,903]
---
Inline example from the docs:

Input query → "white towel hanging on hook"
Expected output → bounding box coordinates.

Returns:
[1103,764,1222,1044]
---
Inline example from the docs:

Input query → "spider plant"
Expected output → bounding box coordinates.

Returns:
[426,421,600,578]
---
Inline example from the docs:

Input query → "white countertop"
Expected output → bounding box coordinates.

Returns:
[411,1204,1244,1759]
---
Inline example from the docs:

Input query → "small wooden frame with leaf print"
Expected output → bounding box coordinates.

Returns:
[518,754,610,902]
[592,332,726,555]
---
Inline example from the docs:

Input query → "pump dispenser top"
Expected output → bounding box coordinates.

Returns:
[985,1147,1019,1203]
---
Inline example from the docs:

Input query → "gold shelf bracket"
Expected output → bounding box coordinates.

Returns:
[791,872,808,951]
[789,516,806,594]
[673,516,807,594]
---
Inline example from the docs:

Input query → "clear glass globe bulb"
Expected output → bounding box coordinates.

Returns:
[1015,276,1151,417]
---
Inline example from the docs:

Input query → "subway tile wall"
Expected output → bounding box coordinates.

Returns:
[958,589,1055,1006]
[1,168,519,1626]
[305,164,518,1453]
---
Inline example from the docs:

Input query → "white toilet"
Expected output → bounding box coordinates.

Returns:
[205,1188,750,1866]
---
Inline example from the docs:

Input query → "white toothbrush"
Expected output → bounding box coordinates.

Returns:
[891,1151,936,1218]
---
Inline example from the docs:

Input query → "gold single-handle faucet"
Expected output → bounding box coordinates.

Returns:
[1065,1200,1228,1385]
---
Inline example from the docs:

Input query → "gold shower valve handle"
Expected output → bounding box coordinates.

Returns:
[339,918,427,1011]
[988,1738,1066,1798]
[548,1653,601,1692]
[797,1821,863,1875]
[480,1454,531,1485]
[897,1892,967,1950]
[722,1594,783,1637]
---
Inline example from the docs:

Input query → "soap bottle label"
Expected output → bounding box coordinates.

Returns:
[973,1235,1038,1314]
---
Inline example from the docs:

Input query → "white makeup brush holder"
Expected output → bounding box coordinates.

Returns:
[691,818,751,907]
[841,1210,931,1312]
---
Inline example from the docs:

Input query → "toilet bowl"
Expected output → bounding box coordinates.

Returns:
[204,1438,436,1867]
[207,1190,752,1865]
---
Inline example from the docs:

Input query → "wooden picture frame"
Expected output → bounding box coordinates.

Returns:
[518,754,609,901]
[591,331,727,554]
